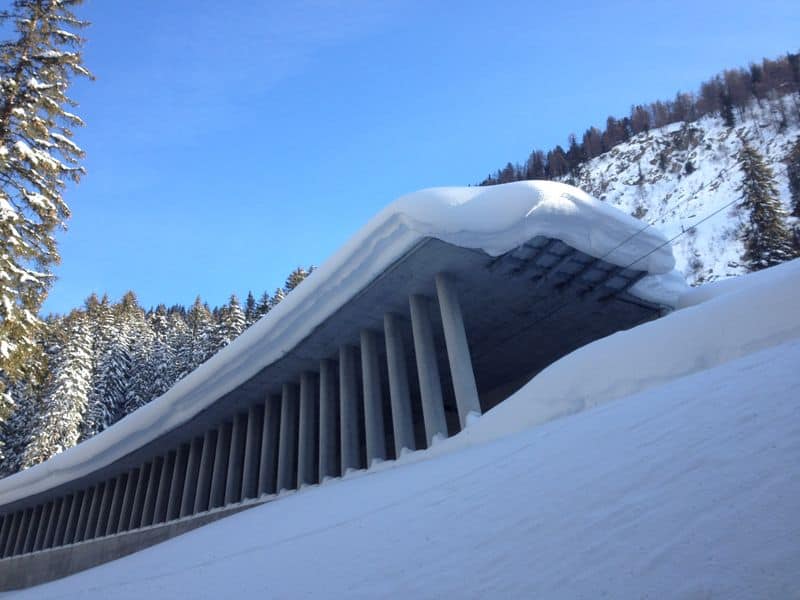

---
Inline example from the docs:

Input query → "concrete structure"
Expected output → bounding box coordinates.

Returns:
[0,182,681,590]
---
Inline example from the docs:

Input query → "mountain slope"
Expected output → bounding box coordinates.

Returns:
[10,260,800,600]
[570,94,799,284]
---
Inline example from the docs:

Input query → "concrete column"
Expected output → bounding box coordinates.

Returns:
[54,494,72,546]
[154,452,175,524]
[383,313,416,455]
[117,469,139,533]
[277,383,299,491]
[74,487,93,542]
[22,505,40,554]
[13,507,32,555]
[93,482,112,538]
[209,423,231,509]
[409,294,448,445]
[3,511,21,557]
[258,396,280,495]
[63,490,83,545]
[339,345,361,473]
[318,359,339,481]
[85,483,103,540]
[181,437,203,517]
[33,502,51,551]
[167,444,189,520]
[106,474,126,536]
[194,430,216,513]
[140,457,162,528]
[435,273,481,427]
[0,513,12,557]
[45,497,62,547]
[225,414,247,505]
[241,404,263,500]
[361,330,387,465]
[297,372,318,487]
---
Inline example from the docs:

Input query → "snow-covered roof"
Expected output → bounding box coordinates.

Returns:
[0,180,686,507]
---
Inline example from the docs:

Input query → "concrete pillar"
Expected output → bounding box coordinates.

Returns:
[435,273,481,427]
[3,511,21,557]
[339,345,361,473]
[409,294,448,445]
[75,487,93,542]
[0,513,12,557]
[54,494,72,546]
[277,383,299,491]
[85,483,103,540]
[13,507,32,555]
[258,396,280,495]
[140,457,162,528]
[209,423,231,509]
[117,469,138,533]
[298,372,318,486]
[128,464,149,530]
[225,414,247,505]
[33,502,51,551]
[167,444,189,520]
[22,505,40,554]
[181,437,203,516]
[44,497,62,547]
[63,490,83,545]
[361,330,387,465]
[93,481,112,538]
[241,404,263,500]
[318,359,339,481]
[194,430,216,513]
[383,313,416,455]
[106,474,126,536]
[154,452,175,524]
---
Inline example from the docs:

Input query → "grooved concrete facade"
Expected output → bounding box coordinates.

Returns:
[0,235,666,590]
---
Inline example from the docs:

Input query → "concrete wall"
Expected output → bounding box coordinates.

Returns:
[0,500,262,591]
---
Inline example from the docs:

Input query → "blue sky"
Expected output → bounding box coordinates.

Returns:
[42,0,799,314]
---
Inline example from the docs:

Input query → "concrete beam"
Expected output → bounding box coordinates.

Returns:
[63,490,83,545]
[75,487,94,543]
[409,294,448,445]
[225,414,246,505]
[181,437,203,517]
[117,470,138,534]
[318,359,339,481]
[45,497,62,548]
[54,494,72,547]
[140,458,162,528]
[106,474,126,536]
[209,423,231,509]
[339,345,361,473]
[361,330,387,465]
[383,313,416,455]
[153,452,175,524]
[33,503,50,551]
[22,505,39,554]
[297,372,318,487]
[435,273,481,427]
[277,383,299,492]
[167,444,189,521]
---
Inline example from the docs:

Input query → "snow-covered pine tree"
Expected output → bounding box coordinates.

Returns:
[20,309,93,468]
[183,296,215,373]
[256,291,271,317]
[0,0,91,396]
[244,291,257,327]
[737,137,796,271]
[216,294,245,348]
[270,287,285,308]
[284,266,310,293]
[787,137,800,218]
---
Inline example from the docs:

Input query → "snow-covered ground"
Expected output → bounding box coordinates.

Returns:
[572,93,800,285]
[9,259,799,599]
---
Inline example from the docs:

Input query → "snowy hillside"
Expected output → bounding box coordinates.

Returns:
[571,94,800,284]
[10,259,799,599]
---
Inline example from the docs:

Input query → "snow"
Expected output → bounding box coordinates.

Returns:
[0,180,686,507]
[8,259,799,599]
[571,93,800,285]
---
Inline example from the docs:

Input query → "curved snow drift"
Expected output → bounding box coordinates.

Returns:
[0,181,685,506]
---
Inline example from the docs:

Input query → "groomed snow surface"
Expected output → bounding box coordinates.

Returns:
[9,259,799,599]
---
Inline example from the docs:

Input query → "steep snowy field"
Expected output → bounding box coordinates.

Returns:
[572,94,800,285]
[8,260,799,599]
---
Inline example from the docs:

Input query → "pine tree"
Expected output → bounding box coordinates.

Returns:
[20,309,93,468]
[255,291,271,318]
[0,0,92,395]
[737,137,796,271]
[216,294,245,348]
[284,267,310,293]
[786,137,800,218]
[270,287,285,308]
[244,291,257,326]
